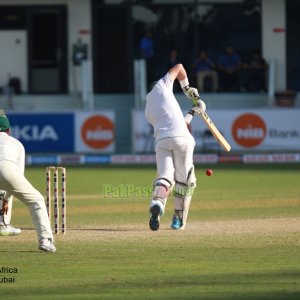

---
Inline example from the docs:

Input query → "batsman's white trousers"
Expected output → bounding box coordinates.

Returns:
[155,136,195,185]
[0,161,53,240]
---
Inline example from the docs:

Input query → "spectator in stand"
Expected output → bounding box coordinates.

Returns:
[140,29,155,85]
[217,45,242,92]
[241,50,268,92]
[192,50,219,93]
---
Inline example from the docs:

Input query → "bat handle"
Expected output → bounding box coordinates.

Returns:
[192,106,204,115]
[192,95,201,106]
[185,105,206,125]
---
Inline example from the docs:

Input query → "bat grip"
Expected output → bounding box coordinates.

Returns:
[192,95,201,106]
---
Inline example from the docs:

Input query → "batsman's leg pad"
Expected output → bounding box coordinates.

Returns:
[153,178,173,198]
[150,178,173,216]
[181,196,191,230]
[186,165,196,194]
[173,196,184,211]
[172,167,196,229]
[174,166,196,198]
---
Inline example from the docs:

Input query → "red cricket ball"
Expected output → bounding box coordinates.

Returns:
[206,169,213,176]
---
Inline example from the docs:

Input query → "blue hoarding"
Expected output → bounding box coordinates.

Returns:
[7,113,74,153]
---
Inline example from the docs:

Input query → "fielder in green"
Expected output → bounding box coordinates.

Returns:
[0,110,56,252]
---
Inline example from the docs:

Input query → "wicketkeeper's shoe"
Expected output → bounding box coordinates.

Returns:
[170,215,183,230]
[39,238,56,253]
[149,204,161,231]
[0,224,22,236]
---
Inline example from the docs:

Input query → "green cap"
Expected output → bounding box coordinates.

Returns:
[0,115,10,131]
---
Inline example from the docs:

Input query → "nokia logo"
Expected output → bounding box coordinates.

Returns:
[11,125,59,141]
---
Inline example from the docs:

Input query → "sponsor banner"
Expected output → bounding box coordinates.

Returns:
[8,111,115,154]
[111,154,220,164]
[218,155,242,163]
[58,154,85,165]
[132,109,300,152]
[25,153,300,166]
[111,155,156,164]
[75,111,115,153]
[193,154,218,163]
[215,109,300,151]
[8,113,74,153]
[26,155,58,165]
[131,111,155,154]
[84,155,111,164]
[26,154,111,165]
[243,153,300,163]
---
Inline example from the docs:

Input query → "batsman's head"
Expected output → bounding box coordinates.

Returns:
[0,110,10,132]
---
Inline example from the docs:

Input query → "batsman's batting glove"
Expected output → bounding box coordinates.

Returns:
[183,86,199,101]
[179,78,200,101]
[194,98,206,112]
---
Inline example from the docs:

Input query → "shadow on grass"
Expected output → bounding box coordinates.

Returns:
[2,270,300,299]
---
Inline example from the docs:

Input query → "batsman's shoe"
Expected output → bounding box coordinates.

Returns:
[149,204,162,231]
[149,199,165,216]
[170,215,183,230]
[0,225,22,236]
[39,238,56,253]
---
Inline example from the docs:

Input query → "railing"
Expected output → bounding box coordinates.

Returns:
[133,59,147,109]
[267,58,276,106]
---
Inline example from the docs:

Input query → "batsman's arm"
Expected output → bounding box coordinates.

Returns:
[168,64,200,102]
[184,108,196,133]
[184,108,195,125]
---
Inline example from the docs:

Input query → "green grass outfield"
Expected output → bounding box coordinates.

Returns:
[0,163,299,299]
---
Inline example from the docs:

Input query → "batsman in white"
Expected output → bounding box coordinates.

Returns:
[0,190,22,236]
[145,63,206,230]
[0,111,56,252]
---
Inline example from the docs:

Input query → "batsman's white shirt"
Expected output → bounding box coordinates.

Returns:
[145,72,193,142]
[0,132,53,240]
[145,72,196,186]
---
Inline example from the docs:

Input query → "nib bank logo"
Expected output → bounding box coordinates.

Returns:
[81,115,114,149]
[232,113,266,147]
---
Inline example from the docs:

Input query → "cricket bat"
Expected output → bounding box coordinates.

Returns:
[186,107,231,152]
